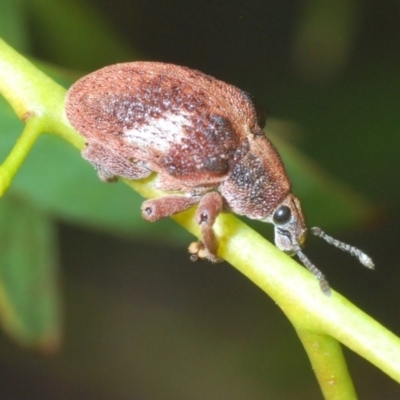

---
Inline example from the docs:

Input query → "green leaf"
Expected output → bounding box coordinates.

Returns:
[0,0,29,53]
[272,65,400,206]
[27,0,138,70]
[0,195,61,350]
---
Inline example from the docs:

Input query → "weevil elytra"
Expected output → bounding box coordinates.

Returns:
[65,61,374,295]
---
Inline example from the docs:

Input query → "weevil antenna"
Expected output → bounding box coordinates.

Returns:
[311,227,374,269]
[292,242,331,296]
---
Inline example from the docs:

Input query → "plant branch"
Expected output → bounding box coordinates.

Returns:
[0,38,83,148]
[0,118,41,195]
[296,329,357,399]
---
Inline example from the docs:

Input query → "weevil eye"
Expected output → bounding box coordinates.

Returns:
[272,205,291,225]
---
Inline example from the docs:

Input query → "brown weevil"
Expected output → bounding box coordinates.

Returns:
[65,61,374,295]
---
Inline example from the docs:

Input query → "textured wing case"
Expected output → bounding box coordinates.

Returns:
[65,62,260,186]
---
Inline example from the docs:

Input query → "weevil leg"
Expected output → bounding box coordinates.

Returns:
[189,191,224,263]
[141,195,198,222]
[83,141,151,182]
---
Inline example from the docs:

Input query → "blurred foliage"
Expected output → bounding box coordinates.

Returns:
[0,195,60,350]
[293,0,361,82]
[26,0,138,70]
[0,0,399,398]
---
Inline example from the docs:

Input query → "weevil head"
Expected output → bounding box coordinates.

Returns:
[263,194,307,254]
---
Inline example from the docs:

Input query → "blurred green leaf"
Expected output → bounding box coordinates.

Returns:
[0,195,61,350]
[0,0,29,53]
[27,0,139,70]
[276,65,400,206]
[293,0,360,82]
[268,124,374,229]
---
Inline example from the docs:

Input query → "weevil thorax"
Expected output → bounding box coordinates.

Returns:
[220,134,307,254]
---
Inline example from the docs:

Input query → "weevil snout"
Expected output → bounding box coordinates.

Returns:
[265,194,333,294]
[265,193,374,295]
[265,194,307,254]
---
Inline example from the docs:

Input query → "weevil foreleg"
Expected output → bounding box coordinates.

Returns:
[189,191,224,263]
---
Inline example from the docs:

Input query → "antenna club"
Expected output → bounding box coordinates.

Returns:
[359,253,375,269]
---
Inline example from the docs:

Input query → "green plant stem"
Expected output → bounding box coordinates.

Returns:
[0,38,83,148]
[296,329,357,400]
[1,37,400,399]
[0,41,63,119]
[0,118,41,195]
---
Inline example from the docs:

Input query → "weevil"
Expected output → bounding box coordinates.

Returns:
[65,62,374,295]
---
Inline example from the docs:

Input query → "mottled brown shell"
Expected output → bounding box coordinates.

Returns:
[65,62,292,218]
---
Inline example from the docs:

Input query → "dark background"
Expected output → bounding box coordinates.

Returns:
[1,0,400,398]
